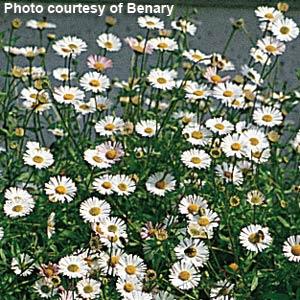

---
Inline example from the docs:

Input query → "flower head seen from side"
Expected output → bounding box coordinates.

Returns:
[239,224,272,252]
[44,176,77,203]
[52,36,87,58]
[53,86,85,105]
[283,235,300,262]
[171,19,197,36]
[26,19,56,30]
[125,37,154,54]
[169,261,201,290]
[138,15,164,30]
[210,280,235,300]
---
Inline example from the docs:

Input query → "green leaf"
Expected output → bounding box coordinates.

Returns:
[277,216,290,228]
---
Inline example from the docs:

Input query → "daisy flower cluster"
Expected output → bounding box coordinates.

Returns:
[0,3,300,300]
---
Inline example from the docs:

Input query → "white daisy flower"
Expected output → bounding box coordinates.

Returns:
[215,162,244,186]
[181,149,212,169]
[241,65,263,85]
[52,36,87,58]
[33,278,56,298]
[210,280,235,300]
[242,128,269,151]
[182,123,212,146]
[148,68,177,90]
[92,174,115,195]
[97,33,122,52]
[255,6,283,22]
[53,86,85,104]
[138,15,164,30]
[4,196,35,218]
[73,99,96,115]
[116,254,147,281]
[190,208,220,232]
[4,186,33,202]
[221,133,249,158]
[58,255,89,279]
[11,253,36,277]
[247,147,271,164]
[283,235,300,262]
[80,197,111,223]
[272,17,299,42]
[95,115,124,136]
[250,47,271,65]
[247,190,265,206]
[239,224,272,252]
[185,82,211,101]
[96,141,124,164]
[116,277,143,298]
[253,106,283,127]
[80,71,110,93]
[149,37,178,51]
[23,146,54,169]
[44,176,77,203]
[26,19,56,30]
[174,238,209,267]
[97,249,124,276]
[146,172,176,197]
[179,195,208,217]
[169,261,200,290]
[77,278,101,299]
[206,117,234,135]
[182,49,209,64]
[257,36,286,56]
[112,174,136,196]
[213,82,243,104]
[52,67,76,82]
[171,19,197,35]
[135,120,158,137]
[84,148,111,169]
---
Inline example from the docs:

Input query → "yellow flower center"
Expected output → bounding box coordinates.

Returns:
[182,116,192,125]
[231,142,241,151]
[157,77,167,84]
[102,181,112,189]
[32,155,44,164]
[89,207,102,216]
[249,137,259,146]
[55,185,67,195]
[118,183,128,191]
[125,265,137,275]
[214,123,225,130]
[223,90,234,97]
[94,62,105,71]
[108,224,118,233]
[144,127,154,134]
[192,54,203,61]
[187,203,199,214]
[157,42,168,49]
[104,123,116,131]
[37,21,48,29]
[291,244,300,256]
[265,45,277,53]
[178,270,191,281]
[92,155,103,163]
[68,43,78,50]
[191,157,202,164]
[63,93,75,101]
[280,26,290,35]
[104,41,113,49]
[67,264,80,272]
[89,79,101,87]
[146,21,155,26]
[109,255,120,267]
[83,285,94,293]
[262,114,273,122]
[251,196,261,204]
[105,149,117,160]
[193,90,205,97]
[12,205,24,212]
[184,247,197,258]
[211,74,222,83]
[191,130,203,140]
[155,180,167,189]
[224,171,233,179]
[198,216,210,226]
[79,104,90,110]
[264,13,274,20]
[248,231,264,244]
[124,282,135,292]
